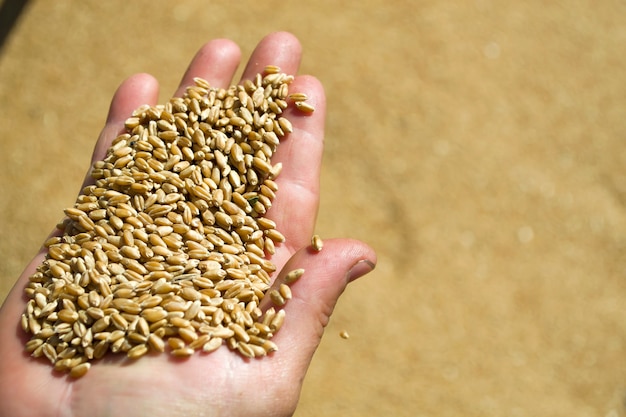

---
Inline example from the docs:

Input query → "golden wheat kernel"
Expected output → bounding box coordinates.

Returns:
[224,244,245,255]
[279,284,292,300]
[209,308,226,327]
[148,319,168,335]
[64,207,86,221]
[261,259,277,273]
[134,317,150,338]
[86,290,102,307]
[265,228,286,243]
[184,334,209,350]
[92,340,110,360]
[214,211,233,229]
[276,98,289,110]
[311,234,324,252]
[32,344,49,361]
[180,286,201,302]
[288,92,308,102]
[178,327,199,344]
[69,362,91,378]
[263,129,281,148]
[336,330,350,340]
[53,358,72,373]
[127,343,148,359]
[25,338,44,354]
[249,322,269,337]
[197,337,224,353]
[251,156,271,175]
[127,332,148,345]
[185,299,202,319]
[189,249,211,260]
[295,100,315,113]
[144,333,164,353]
[91,316,110,334]
[263,64,281,74]
[201,268,227,282]
[236,342,256,358]
[165,337,185,351]
[120,245,141,260]
[268,162,283,180]
[55,345,74,360]
[108,215,124,231]
[143,260,164,272]
[113,286,134,299]
[111,313,129,331]
[248,343,268,357]
[164,253,185,266]
[262,339,278,354]
[48,263,65,279]
[257,194,272,210]
[57,309,79,323]
[203,323,231,339]
[285,268,304,284]
[224,283,245,299]
[169,316,190,328]
[81,327,94,345]
[229,323,250,343]
[269,290,286,307]
[269,309,286,332]
[259,185,276,202]
[85,306,105,321]
[26,313,41,334]
[226,337,239,351]
[33,292,47,310]
[246,260,267,279]
[171,347,195,357]
[139,294,162,310]
[140,307,167,323]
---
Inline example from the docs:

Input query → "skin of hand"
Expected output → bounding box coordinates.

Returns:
[0,31,376,417]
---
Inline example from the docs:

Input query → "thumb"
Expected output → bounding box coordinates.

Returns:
[269,238,377,366]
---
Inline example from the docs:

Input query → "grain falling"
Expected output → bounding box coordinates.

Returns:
[20,66,314,377]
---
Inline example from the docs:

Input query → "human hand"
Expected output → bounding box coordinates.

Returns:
[0,32,376,417]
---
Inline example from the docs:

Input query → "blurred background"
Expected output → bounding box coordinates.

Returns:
[1,1,626,415]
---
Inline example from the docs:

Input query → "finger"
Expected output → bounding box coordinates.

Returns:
[266,75,326,266]
[76,73,160,194]
[239,32,324,265]
[268,239,377,366]
[174,39,242,96]
[90,73,160,165]
[240,31,302,81]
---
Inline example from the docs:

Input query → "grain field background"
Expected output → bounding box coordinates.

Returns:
[1,1,626,416]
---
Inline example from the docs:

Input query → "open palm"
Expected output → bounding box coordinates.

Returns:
[0,32,376,417]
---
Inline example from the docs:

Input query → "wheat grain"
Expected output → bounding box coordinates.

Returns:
[311,234,323,252]
[284,268,305,284]
[295,101,315,113]
[69,362,91,378]
[269,289,286,307]
[21,68,302,377]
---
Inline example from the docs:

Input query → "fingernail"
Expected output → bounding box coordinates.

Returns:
[346,259,376,282]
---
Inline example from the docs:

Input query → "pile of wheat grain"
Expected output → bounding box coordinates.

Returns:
[20,66,313,378]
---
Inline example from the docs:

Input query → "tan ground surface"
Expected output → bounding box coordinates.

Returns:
[2,1,626,416]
